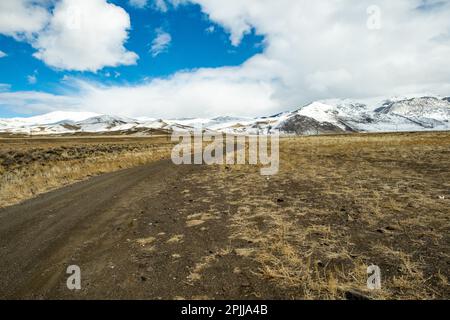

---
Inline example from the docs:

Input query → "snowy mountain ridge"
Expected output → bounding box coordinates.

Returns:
[1,96,449,136]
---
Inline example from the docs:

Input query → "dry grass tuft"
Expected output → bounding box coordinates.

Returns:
[167,234,184,244]
[187,248,232,283]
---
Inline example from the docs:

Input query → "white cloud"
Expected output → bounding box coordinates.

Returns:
[0,70,278,118]
[27,75,37,85]
[129,0,169,11]
[174,0,450,108]
[154,0,168,12]
[0,51,7,58]
[0,0,50,40]
[0,84,11,92]
[31,0,138,72]
[1,1,450,118]
[27,69,39,85]
[0,90,81,115]
[0,0,139,72]
[79,68,279,118]
[150,28,172,57]
[129,0,148,9]
[205,25,215,34]
[0,0,138,72]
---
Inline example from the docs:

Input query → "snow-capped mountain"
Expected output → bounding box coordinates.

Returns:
[1,111,99,126]
[1,95,449,136]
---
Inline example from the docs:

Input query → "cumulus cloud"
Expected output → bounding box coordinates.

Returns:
[156,0,450,111]
[31,0,138,72]
[0,0,50,40]
[0,51,7,58]
[150,28,172,57]
[0,0,137,72]
[2,1,450,118]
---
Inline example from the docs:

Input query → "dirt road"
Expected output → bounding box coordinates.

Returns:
[0,160,278,300]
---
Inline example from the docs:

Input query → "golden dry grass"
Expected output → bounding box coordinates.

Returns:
[187,248,233,283]
[0,136,173,208]
[180,132,450,299]
[167,234,184,244]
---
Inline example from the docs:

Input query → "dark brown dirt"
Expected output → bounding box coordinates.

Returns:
[0,159,278,299]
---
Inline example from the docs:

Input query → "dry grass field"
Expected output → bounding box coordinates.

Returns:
[0,132,448,299]
[177,132,450,299]
[0,136,173,208]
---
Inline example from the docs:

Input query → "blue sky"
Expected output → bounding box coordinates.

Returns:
[0,0,449,119]
[0,1,264,117]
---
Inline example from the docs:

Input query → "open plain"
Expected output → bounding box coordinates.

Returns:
[0,132,448,299]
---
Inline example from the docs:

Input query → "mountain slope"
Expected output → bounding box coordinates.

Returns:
[1,95,449,136]
[278,115,346,135]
